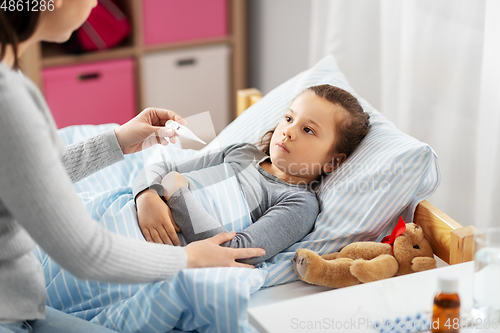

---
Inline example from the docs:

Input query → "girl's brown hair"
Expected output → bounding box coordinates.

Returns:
[0,10,41,69]
[256,84,370,158]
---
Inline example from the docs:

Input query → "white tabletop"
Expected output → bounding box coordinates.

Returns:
[248,262,476,333]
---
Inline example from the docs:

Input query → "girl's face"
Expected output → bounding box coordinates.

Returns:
[34,0,98,43]
[269,91,347,184]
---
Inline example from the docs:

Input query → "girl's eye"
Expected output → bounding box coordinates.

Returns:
[304,127,314,134]
[285,115,292,123]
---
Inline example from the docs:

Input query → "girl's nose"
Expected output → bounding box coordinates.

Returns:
[282,129,293,141]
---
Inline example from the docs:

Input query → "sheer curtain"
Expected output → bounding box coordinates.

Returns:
[309,0,500,230]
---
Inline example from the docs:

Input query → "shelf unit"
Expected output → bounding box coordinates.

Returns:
[20,0,248,122]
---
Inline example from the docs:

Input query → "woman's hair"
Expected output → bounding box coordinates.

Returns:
[256,84,370,158]
[0,10,41,69]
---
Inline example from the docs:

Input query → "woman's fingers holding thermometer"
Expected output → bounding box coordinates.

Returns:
[157,127,176,138]
[157,134,170,146]
[113,107,186,154]
[150,108,186,127]
[156,127,180,145]
[144,108,184,146]
[165,120,206,145]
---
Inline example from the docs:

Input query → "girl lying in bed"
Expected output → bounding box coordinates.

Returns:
[133,84,370,265]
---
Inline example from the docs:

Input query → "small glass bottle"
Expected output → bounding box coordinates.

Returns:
[431,275,460,333]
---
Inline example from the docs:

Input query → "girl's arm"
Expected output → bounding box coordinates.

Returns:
[132,143,249,199]
[133,144,252,244]
[168,187,319,265]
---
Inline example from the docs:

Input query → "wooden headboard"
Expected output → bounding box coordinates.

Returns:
[236,88,477,265]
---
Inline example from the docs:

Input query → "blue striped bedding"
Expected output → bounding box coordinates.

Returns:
[33,55,440,332]
[33,124,267,332]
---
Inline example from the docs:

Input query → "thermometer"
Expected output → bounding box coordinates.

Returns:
[165,120,206,145]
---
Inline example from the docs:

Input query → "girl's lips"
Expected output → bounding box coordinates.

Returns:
[276,142,289,153]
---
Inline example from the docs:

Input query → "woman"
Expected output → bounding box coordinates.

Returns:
[0,1,264,332]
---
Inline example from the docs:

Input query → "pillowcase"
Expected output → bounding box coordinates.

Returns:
[203,55,440,287]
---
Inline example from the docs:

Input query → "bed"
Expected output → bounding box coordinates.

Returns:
[239,87,477,313]
[33,55,475,333]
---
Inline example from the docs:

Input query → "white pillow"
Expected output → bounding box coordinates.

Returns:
[205,55,440,287]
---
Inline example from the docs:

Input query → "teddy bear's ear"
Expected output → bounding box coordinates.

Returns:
[393,223,435,275]
[404,223,425,242]
[414,224,425,240]
[398,224,433,254]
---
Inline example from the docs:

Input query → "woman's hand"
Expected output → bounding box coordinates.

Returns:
[114,107,187,154]
[184,231,266,269]
[136,189,181,246]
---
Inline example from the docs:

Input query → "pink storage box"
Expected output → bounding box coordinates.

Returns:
[43,58,136,129]
[142,0,228,45]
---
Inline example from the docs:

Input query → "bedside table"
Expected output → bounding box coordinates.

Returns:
[248,262,475,333]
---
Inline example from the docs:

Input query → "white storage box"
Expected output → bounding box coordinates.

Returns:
[142,44,231,146]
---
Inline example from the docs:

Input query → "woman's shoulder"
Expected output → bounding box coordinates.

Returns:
[0,64,36,123]
[0,62,27,93]
[0,62,45,110]
[0,62,63,152]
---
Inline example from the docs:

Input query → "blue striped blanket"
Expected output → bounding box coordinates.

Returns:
[33,124,269,333]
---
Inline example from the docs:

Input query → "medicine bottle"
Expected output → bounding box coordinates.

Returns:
[431,275,460,333]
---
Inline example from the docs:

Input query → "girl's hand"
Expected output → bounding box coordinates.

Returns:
[114,108,187,155]
[184,231,266,269]
[136,189,181,246]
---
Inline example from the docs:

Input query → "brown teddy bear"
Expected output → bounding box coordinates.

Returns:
[293,218,437,288]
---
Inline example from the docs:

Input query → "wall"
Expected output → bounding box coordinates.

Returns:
[247,1,483,229]
[248,0,311,94]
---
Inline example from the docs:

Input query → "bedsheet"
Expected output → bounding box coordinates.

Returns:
[32,124,267,333]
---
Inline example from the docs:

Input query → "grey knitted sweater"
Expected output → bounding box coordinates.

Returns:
[0,62,187,321]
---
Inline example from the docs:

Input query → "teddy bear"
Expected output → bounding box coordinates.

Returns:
[293,217,437,289]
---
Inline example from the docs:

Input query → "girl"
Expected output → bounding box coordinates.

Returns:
[135,84,371,264]
[0,1,264,332]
